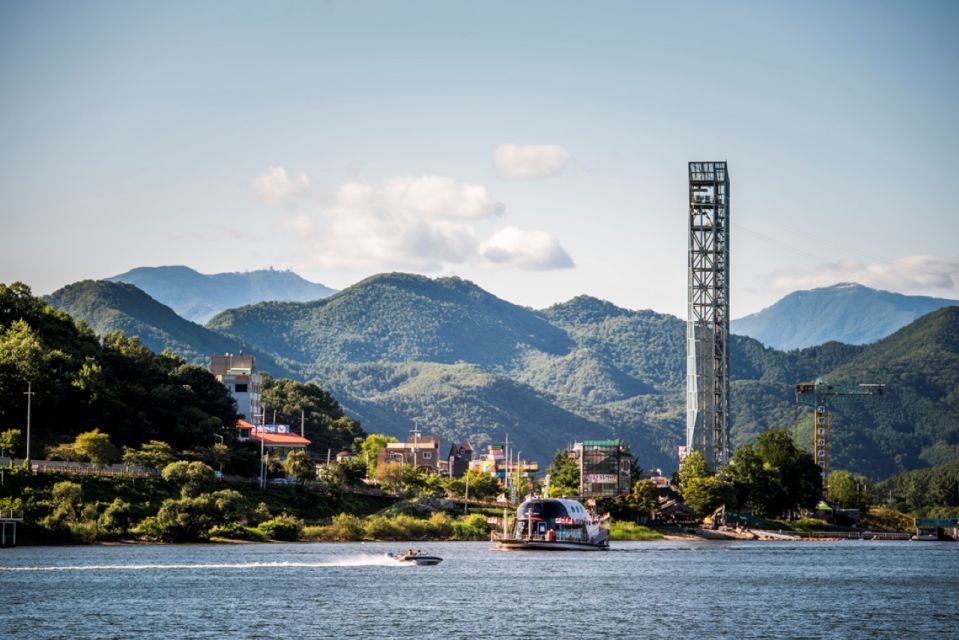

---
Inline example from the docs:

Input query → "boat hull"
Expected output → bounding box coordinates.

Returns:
[495,538,608,551]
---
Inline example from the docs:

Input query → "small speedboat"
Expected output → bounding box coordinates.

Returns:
[389,550,443,566]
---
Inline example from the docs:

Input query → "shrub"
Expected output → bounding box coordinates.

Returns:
[98,498,134,537]
[257,513,304,541]
[450,513,490,540]
[208,523,267,542]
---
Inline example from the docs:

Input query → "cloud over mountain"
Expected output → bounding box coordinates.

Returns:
[479,225,575,270]
[266,172,574,272]
[766,255,959,294]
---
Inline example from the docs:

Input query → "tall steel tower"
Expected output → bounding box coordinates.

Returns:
[686,161,730,469]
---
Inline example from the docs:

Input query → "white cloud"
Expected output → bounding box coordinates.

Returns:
[253,166,309,202]
[765,255,959,293]
[479,225,575,270]
[305,176,500,271]
[494,144,571,179]
[271,174,573,272]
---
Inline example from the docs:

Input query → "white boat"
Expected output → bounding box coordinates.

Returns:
[493,498,609,551]
[389,550,443,565]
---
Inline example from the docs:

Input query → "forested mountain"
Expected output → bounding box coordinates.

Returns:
[731,282,958,350]
[46,280,293,378]
[40,273,959,478]
[208,273,572,367]
[108,265,336,323]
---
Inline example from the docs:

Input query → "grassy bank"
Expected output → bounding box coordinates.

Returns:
[608,520,664,540]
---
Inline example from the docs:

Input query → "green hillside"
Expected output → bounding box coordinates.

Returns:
[208,272,573,368]
[46,280,294,377]
[0,282,238,453]
[39,273,959,478]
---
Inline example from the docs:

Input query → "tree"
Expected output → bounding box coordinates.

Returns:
[122,440,176,470]
[0,428,21,462]
[630,479,660,523]
[726,430,822,518]
[679,451,711,495]
[162,460,215,497]
[546,449,580,497]
[42,480,84,529]
[73,428,117,467]
[360,434,398,477]
[260,375,365,454]
[281,450,316,482]
[828,470,872,512]
[375,461,405,493]
[683,476,736,517]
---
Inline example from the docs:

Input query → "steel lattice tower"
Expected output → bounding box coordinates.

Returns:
[686,161,730,469]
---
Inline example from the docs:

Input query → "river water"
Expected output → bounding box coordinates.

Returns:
[1,540,957,639]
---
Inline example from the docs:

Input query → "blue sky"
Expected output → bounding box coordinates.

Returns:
[2,0,957,317]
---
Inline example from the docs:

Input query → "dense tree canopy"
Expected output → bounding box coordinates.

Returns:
[260,373,365,455]
[0,283,238,454]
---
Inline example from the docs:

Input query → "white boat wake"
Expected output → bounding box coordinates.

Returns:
[0,554,407,572]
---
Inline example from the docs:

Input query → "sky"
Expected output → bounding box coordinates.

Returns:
[1,0,957,318]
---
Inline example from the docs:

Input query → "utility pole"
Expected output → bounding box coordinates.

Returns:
[411,420,422,470]
[24,382,35,465]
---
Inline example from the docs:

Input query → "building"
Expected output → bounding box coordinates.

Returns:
[469,443,539,485]
[686,161,731,469]
[379,434,440,472]
[236,419,310,459]
[210,354,262,424]
[571,440,634,497]
[445,440,473,478]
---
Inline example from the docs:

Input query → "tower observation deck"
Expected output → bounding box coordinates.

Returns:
[686,161,730,469]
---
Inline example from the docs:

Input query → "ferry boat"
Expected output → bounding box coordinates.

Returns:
[493,498,610,551]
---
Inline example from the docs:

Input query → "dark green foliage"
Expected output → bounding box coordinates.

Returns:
[209,272,574,367]
[260,373,365,454]
[546,449,580,496]
[0,283,239,454]
[880,458,959,515]
[136,489,254,542]
[725,429,822,517]
[683,476,737,517]
[28,274,959,480]
[45,279,293,376]
[256,513,304,541]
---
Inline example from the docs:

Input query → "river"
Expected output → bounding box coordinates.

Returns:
[1,540,957,638]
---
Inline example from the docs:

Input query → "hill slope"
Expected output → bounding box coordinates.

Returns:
[108,265,336,323]
[46,280,293,377]
[731,282,958,350]
[48,273,959,477]
[208,272,574,368]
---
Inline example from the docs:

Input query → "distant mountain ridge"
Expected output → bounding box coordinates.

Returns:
[732,282,958,350]
[108,265,336,323]
[46,274,959,478]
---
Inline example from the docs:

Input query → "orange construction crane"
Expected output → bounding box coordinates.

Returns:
[795,378,884,498]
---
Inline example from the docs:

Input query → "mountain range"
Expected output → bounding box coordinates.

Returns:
[108,265,336,324]
[731,282,958,350]
[45,271,959,479]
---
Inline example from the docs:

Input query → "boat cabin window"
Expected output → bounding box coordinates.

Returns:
[516,500,570,521]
